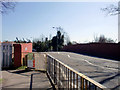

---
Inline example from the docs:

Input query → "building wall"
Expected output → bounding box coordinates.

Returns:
[2,43,13,68]
[21,43,32,66]
[14,43,32,67]
[62,43,120,60]
[14,44,21,67]
[21,43,32,53]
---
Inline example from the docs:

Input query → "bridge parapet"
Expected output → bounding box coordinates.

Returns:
[46,54,107,90]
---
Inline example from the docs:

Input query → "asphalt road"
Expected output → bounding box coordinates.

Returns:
[46,52,119,89]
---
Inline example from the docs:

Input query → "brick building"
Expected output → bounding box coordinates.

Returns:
[14,43,32,67]
[1,42,14,68]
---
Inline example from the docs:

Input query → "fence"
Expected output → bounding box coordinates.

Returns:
[62,43,120,60]
[46,54,107,90]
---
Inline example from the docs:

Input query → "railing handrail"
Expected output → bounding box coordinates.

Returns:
[47,54,107,89]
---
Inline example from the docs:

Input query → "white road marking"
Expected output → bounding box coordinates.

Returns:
[43,54,46,57]
[59,53,118,71]
[60,53,118,63]
[84,60,117,71]
[49,53,118,71]
[67,55,70,58]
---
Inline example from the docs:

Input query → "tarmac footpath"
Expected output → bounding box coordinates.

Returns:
[1,70,53,90]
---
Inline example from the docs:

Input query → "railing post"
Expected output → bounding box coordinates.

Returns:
[85,79,88,90]
[68,69,69,90]
[63,65,65,89]
[73,72,75,89]
[94,85,97,90]
[70,70,72,89]
[89,82,91,90]
[45,54,48,72]
[51,58,53,79]
[81,77,84,90]
[54,59,55,83]
[76,74,78,90]
[66,67,67,88]
[55,60,57,85]
[59,63,61,88]
[49,57,51,76]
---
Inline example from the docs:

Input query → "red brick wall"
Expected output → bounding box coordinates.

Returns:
[21,43,32,53]
[63,43,120,60]
[14,43,32,67]
[21,43,32,61]
[14,44,21,67]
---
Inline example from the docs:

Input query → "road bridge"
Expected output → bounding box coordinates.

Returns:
[46,52,119,89]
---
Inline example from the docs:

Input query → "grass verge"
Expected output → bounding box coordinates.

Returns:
[16,66,27,70]
[0,78,3,83]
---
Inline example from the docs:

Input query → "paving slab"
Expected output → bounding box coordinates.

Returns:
[34,53,46,71]
[1,70,52,89]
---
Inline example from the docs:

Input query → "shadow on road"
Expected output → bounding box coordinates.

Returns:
[79,70,119,89]
[99,73,120,84]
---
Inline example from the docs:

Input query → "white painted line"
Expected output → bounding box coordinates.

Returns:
[43,54,46,57]
[84,60,117,71]
[60,52,118,63]
[63,54,118,71]
[65,55,118,71]
[49,52,118,71]
[68,55,70,58]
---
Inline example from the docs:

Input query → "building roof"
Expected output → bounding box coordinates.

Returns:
[2,41,16,45]
[2,41,14,43]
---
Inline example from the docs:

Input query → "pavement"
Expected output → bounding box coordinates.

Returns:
[46,52,120,89]
[1,70,52,89]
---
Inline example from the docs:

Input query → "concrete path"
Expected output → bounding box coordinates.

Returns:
[34,52,46,71]
[1,70,52,89]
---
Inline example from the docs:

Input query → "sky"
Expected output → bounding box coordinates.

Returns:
[1,1,118,43]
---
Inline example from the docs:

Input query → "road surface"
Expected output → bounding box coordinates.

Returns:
[46,52,119,89]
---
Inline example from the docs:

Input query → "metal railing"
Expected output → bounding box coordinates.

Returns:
[46,54,107,90]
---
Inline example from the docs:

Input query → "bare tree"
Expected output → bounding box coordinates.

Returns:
[0,0,16,14]
[101,2,120,15]
[101,2,120,43]
[93,34,115,43]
